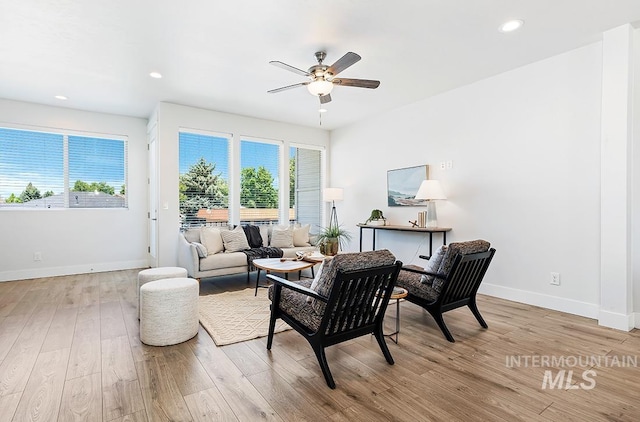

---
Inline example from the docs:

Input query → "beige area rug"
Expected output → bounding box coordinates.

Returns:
[198,288,291,346]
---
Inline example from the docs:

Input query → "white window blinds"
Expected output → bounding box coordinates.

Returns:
[178,130,230,228]
[0,126,126,209]
[240,138,281,224]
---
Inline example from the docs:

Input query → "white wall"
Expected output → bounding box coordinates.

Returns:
[634,28,640,315]
[331,43,604,318]
[0,99,148,281]
[154,103,330,267]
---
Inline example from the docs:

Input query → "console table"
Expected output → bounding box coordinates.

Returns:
[357,224,452,256]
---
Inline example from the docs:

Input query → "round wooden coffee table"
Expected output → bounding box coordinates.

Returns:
[252,258,315,296]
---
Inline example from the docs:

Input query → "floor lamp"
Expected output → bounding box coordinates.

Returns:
[415,180,446,228]
[323,187,343,229]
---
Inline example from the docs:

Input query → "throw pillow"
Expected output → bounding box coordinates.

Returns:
[270,226,294,248]
[183,229,200,244]
[192,242,208,258]
[306,260,326,303]
[259,225,270,247]
[221,225,251,253]
[420,245,447,285]
[200,227,224,255]
[293,224,311,247]
[243,225,263,248]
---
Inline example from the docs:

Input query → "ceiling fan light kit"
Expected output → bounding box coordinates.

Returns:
[307,79,333,96]
[268,51,380,106]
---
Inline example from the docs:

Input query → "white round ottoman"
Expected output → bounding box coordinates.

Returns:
[137,267,188,318]
[140,277,199,346]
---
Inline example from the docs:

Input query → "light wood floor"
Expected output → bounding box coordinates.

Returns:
[0,269,639,422]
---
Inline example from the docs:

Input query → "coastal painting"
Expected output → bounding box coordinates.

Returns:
[387,165,429,206]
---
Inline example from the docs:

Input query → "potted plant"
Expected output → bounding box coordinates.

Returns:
[365,209,386,226]
[317,225,353,256]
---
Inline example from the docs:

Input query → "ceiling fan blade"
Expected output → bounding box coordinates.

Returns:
[267,82,309,93]
[326,52,361,77]
[269,61,310,77]
[319,93,332,104]
[332,78,380,89]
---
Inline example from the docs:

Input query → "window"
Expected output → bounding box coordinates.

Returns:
[0,127,127,209]
[68,135,126,208]
[290,145,322,230]
[177,129,323,229]
[240,138,281,224]
[179,130,230,227]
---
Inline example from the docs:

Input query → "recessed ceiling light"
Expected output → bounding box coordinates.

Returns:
[319,108,328,113]
[499,19,524,33]
[149,72,163,79]
[54,95,68,100]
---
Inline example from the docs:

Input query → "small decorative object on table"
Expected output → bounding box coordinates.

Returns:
[365,209,386,226]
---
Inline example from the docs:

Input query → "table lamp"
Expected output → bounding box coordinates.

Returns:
[415,180,446,228]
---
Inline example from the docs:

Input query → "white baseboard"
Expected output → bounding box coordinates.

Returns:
[0,259,149,282]
[479,282,600,320]
[598,309,636,331]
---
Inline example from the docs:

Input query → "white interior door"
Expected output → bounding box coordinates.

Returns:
[148,126,159,267]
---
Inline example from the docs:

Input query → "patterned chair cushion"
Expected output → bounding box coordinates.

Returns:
[311,249,396,314]
[268,280,322,332]
[396,265,440,302]
[432,240,490,293]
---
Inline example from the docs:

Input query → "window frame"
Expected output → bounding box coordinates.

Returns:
[0,123,128,210]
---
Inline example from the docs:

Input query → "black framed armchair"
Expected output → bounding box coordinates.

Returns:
[396,240,496,342]
[266,250,402,389]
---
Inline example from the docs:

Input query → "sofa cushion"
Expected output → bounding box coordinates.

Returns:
[221,225,250,253]
[310,249,396,313]
[270,226,294,248]
[293,224,311,247]
[199,251,248,271]
[200,227,224,255]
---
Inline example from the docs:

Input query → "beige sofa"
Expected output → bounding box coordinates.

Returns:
[177,224,317,280]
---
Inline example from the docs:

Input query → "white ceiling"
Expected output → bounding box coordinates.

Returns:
[2,1,640,130]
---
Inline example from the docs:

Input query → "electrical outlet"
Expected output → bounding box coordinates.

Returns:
[550,272,560,286]
[33,252,42,261]
[440,161,446,169]
[446,160,453,169]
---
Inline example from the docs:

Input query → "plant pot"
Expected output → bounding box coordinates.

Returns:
[321,238,339,256]
[367,219,386,226]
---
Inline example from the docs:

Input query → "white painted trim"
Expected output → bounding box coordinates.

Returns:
[598,309,635,331]
[479,283,599,320]
[0,260,148,282]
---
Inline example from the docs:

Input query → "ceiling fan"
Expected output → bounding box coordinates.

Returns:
[267,51,380,104]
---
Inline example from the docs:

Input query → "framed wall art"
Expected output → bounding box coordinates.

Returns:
[387,164,429,206]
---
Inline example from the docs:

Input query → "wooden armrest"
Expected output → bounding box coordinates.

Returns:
[418,254,431,260]
[266,274,328,302]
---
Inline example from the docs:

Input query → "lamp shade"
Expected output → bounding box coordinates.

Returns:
[323,187,343,202]
[307,79,334,96]
[415,180,446,200]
